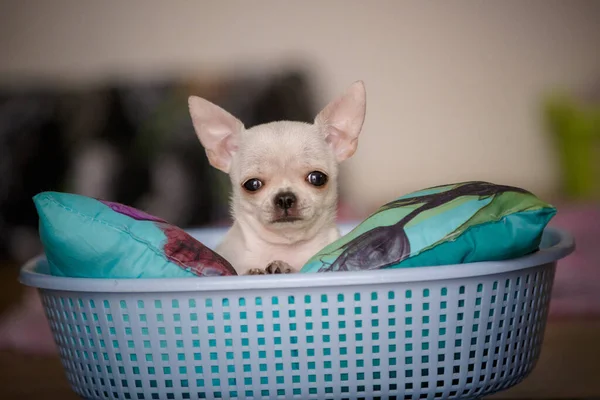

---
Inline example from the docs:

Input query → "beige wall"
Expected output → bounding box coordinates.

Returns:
[2,1,599,210]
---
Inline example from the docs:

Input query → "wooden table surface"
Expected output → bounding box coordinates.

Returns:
[1,264,598,400]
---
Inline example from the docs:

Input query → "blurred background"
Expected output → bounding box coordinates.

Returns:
[0,1,599,399]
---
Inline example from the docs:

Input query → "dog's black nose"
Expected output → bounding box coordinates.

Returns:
[275,192,296,210]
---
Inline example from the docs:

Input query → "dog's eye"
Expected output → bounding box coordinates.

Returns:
[242,178,263,192]
[306,171,328,187]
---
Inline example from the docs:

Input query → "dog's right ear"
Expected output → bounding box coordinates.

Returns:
[188,96,244,173]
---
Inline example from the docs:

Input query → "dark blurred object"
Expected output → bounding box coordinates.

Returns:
[0,69,317,264]
[544,87,600,200]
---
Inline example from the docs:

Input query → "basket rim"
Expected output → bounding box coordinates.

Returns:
[19,226,574,293]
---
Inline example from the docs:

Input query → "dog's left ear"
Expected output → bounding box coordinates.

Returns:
[188,96,244,173]
[315,81,366,162]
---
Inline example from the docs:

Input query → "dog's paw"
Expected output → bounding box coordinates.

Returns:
[245,268,266,275]
[265,260,293,274]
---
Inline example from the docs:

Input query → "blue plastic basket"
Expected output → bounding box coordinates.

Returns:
[19,224,574,400]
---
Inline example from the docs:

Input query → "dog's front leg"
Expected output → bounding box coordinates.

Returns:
[245,268,266,275]
[244,261,294,275]
[265,260,293,274]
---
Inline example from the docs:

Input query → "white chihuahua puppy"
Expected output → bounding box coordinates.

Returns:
[188,81,366,275]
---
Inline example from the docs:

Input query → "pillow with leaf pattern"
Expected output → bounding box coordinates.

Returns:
[301,181,556,273]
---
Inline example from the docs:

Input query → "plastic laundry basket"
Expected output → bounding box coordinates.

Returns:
[19,223,574,400]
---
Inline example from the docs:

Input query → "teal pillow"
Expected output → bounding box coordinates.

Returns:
[34,192,236,278]
[301,181,557,273]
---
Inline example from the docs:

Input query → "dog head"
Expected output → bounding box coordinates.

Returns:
[188,81,366,243]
